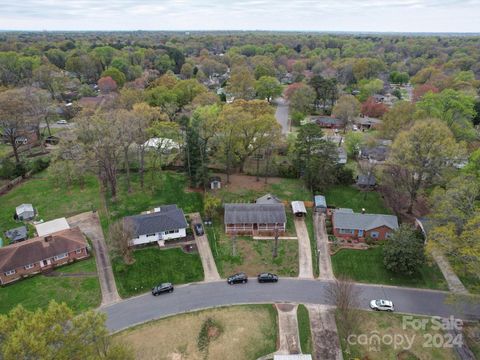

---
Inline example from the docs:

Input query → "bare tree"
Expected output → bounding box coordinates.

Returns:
[109,219,135,264]
[325,276,362,336]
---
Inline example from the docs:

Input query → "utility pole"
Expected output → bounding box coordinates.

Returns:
[272,228,279,258]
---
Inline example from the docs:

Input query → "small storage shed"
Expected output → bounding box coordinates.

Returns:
[209,176,222,190]
[5,226,28,244]
[314,195,327,213]
[291,201,307,217]
[15,204,35,221]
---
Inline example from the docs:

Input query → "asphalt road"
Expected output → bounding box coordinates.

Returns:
[102,279,480,332]
[274,97,290,134]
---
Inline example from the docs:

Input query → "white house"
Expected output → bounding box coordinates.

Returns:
[124,205,188,246]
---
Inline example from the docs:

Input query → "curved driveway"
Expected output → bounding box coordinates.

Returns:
[102,279,480,332]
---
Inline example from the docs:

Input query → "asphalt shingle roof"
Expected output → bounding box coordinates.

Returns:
[333,211,398,231]
[224,203,286,224]
[125,205,187,237]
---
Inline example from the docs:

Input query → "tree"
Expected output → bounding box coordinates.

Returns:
[309,75,338,111]
[344,132,364,159]
[361,97,388,118]
[332,95,361,130]
[383,225,425,275]
[98,76,118,94]
[204,194,222,219]
[288,83,316,116]
[226,65,255,100]
[358,78,384,102]
[352,58,385,82]
[412,84,439,102]
[109,220,134,264]
[0,301,133,360]
[389,71,409,84]
[146,86,180,121]
[294,123,338,192]
[101,67,126,88]
[92,46,117,70]
[387,119,462,213]
[33,64,68,100]
[255,76,282,103]
[379,101,415,139]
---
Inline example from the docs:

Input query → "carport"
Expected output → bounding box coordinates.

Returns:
[291,201,307,217]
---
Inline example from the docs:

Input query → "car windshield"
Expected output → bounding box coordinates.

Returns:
[376,300,390,307]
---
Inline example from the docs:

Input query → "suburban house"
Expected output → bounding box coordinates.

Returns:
[332,208,398,241]
[4,226,27,244]
[314,195,327,213]
[15,203,35,221]
[124,205,188,246]
[359,145,389,163]
[354,116,382,130]
[0,227,90,285]
[35,217,71,237]
[313,116,345,129]
[224,203,287,235]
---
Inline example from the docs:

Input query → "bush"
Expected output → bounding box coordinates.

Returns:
[335,165,354,185]
[31,157,50,174]
[291,111,305,126]
[277,162,297,178]
[0,158,16,179]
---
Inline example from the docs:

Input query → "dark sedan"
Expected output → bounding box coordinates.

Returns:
[227,272,248,285]
[257,272,279,283]
[194,223,204,236]
[152,282,174,296]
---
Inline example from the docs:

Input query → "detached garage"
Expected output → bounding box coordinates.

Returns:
[291,201,307,217]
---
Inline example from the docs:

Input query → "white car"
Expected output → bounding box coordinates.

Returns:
[352,124,359,131]
[370,299,394,312]
[57,119,68,125]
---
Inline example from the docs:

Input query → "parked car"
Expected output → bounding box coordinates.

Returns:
[57,119,68,125]
[152,282,174,296]
[370,299,394,312]
[257,272,278,283]
[194,223,204,236]
[227,272,248,285]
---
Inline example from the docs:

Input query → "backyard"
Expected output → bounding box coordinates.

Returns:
[114,305,278,360]
[112,247,204,297]
[331,246,448,290]
[0,258,101,314]
[324,185,390,214]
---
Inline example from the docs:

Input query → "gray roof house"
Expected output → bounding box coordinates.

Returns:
[333,209,398,241]
[356,174,376,188]
[124,205,188,246]
[224,203,287,235]
[359,145,389,163]
[5,226,28,244]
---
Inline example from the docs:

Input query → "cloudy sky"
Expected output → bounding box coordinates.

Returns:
[0,0,479,32]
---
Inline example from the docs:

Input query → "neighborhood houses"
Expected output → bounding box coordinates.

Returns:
[0,227,89,285]
[124,205,188,246]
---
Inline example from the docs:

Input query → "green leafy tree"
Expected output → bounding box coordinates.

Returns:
[227,65,256,100]
[289,83,316,116]
[383,225,425,275]
[101,67,126,88]
[255,76,282,103]
[379,101,415,139]
[332,95,361,130]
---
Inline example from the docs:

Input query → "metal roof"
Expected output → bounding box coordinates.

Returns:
[125,205,187,237]
[256,193,282,204]
[35,218,70,237]
[314,195,326,207]
[333,211,398,231]
[291,201,307,214]
[224,203,286,224]
[15,203,34,215]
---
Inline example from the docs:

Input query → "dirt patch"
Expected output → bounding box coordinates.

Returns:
[212,173,281,192]
[114,306,277,360]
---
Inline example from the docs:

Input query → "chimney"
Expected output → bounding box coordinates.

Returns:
[44,235,53,243]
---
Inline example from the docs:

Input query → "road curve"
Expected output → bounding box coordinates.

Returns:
[102,278,480,333]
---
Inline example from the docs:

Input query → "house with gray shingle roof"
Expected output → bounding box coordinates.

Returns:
[224,203,286,235]
[124,205,188,246]
[332,208,398,241]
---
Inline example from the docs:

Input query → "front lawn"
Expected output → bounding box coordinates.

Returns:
[112,247,204,297]
[297,304,313,355]
[0,258,101,314]
[206,220,298,277]
[324,185,390,214]
[448,257,480,294]
[305,210,319,277]
[332,247,448,290]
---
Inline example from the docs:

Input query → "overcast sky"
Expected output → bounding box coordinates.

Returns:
[0,0,479,33]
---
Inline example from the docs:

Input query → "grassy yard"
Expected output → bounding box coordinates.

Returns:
[112,247,204,297]
[0,258,101,314]
[449,257,480,294]
[305,209,319,277]
[464,321,480,359]
[337,310,457,359]
[114,305,278,360]
[297,304,313,355]
[324,185,390,214]
[0,171,101,237]
[332,247,448,290]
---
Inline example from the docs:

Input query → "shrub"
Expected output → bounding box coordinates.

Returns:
[31,157,50,174]
[0,158,16,179]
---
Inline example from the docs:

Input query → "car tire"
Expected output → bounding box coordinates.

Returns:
[170,289,174,293]
[374,308,379,311]
[275,279,278,282]
[228,281,232,285]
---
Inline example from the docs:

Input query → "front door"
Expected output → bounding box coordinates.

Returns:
[40,259,51,268]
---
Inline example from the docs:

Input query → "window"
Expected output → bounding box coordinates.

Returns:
[24,264,34,270]
[54,253,68,261]
[339,228,355,235]
[76,249,83,254]
[146,233,156,237]
[5,270,16,276]
[370,231,379,239]
[385,232,392,239]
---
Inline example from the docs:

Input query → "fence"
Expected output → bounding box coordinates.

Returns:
[0,171,33,196]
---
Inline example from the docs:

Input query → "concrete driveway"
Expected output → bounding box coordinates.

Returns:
[68,211,121,306]
[294,217,314,279]
[190,213,221,282]
[306,304,343,360]
[314,213,334,280]
[276,303,301,354]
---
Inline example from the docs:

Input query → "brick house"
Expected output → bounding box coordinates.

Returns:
[0,227,89,285]
[332,208,398,241]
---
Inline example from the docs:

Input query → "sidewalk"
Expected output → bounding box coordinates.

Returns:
[431,250,469,295]
[313,213,334,280]
[306,304,343,360]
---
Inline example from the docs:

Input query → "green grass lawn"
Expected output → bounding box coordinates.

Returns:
[297,304,313,355]
[305,210,319,277]
[324,185,390,214]
[112,247,204,297]
[0,143,11,158]
[0,171,101,237]
[268,178,313,202]
[0,258,101,314]
[449,257,480,294]
[332,247,448,290]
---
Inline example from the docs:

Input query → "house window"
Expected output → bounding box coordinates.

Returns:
[76,249,83,254]
[146,233,156,237]
[4,270,16,276]
[54,253,68,261]
[370,231,379,239]
[339,228,355,235]
[24,264,34,270]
